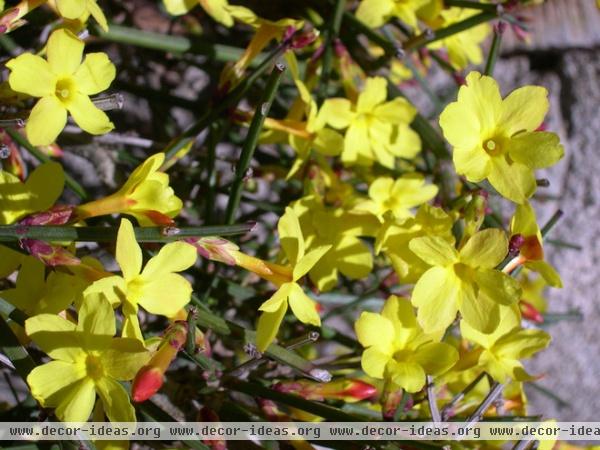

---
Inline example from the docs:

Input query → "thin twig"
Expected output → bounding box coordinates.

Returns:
[465,382,505,428]
[426,376,442,423]
[441,372,486,420]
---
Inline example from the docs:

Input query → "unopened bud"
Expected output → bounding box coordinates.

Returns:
[509,234,525,255]
[520,301,544,324]
[131,367,163,402]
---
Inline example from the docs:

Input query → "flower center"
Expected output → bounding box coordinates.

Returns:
[85,354,104,380]
[483,138,502,156]
[55,78,76,103]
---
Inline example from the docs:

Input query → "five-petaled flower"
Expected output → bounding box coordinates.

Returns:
[409,228,521,334]
[355,295,458,392]
[320,77,421,168]
[25,296,150,422]
[256,207,330,351]
[439,71,564,204]
[83,218,197,341]
[6,28,116,146]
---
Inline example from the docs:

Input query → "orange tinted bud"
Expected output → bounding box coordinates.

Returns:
[520,235,544,261]
[132,367,163,402]
[274,379,377,402]
[132,322,187,402]
[520,300,544,324]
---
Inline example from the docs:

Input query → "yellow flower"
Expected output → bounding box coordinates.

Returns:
[355,174,438,220]
[356,0,431,29]
[291,196,377,292]
[163,0,233,26]
[0,161,64,224]
[427,8,490,70]
[83,219,197,341]
[409,228,521,334]
[375,204,455,283]
[25,296,150,422]
[355,295,458,392]
[439,72,564,204]
[256,207,331,351]
[460,305,550,382]
[75,153,183,226]
[6,28,115,145]
[51,0,109,31]
[321,77,421,168]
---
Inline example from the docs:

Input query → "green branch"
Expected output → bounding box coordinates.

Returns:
[0,223,255,243]
[224,63,286,224]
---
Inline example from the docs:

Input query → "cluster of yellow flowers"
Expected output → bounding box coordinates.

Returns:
[0,0,574,444]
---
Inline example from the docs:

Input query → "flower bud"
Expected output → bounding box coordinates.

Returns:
[132,322,187,402]
[520,300,544,324]
[274,379,377,403]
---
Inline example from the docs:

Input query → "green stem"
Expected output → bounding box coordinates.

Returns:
[317,0,347,103]
[404,11,497,51]
[204,122,225,224]
[444,0,504,12]
[224,64,286,224]
[0,296,28,327]
[484,22,504,76]
[541,210,563,237]
[6,129,88,200]
[0,223,255,243]
[0,315,36,385]
[163,41,290,163]
[185,308,197,356]
[91,24,245,61]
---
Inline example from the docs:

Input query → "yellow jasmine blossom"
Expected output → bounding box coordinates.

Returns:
[25,296,150,422]
[321,77,421,168]
[292,196,376,292]
[50,0,109,31]
[83,218,197,341]
[1,257,85,324]
[427,9,490,70]
[356,0,430,29]
[256,207,331,351]
[75,153,183,226]
[6,28,115,146]
[355,174,438,220]
[163,0,233,26]
[409,228,521,334]
[0,161,64,224]
[439,72,564,204]
[460,306,550,382]
[355,295,458,392]
[508,201,562,287]
[375,204,455,283]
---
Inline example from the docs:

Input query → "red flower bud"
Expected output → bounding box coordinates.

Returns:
[520,301,544,324]
[131,367,164,402]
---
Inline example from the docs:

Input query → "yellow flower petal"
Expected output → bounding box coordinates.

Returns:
[387,360,426,393]
[67,92,114,135]
[293,245,331,281]
[25,161,66,218]
[141,242,196,279]
[55,0,87,19]
[278,207,305,265]
[356,0,393,28]
[343,119,370,165]
[409,235,457,267]
[163,0,196,15]
[373,97,416,123]
[411,266,460,333]
[122,301,143,341]
[116,219,142,281]
[100,338,150,380]
[452,143,491,182]
[360,346,391,379]
[288,282,321,326]
[73,53,116,95]
[475,269,521,305]
[26,96,67,146]
[139,273,192,317]
[77,295,116,338]
[27,360,86,408]
[87,0,109,31]
[256,301,287,352]
[55,377,96,422]
[413,342,458,375]
[459,228,508,269]
[357,77,387,112]
[6,54,55,97]
[459,287,501,334]
[439,101,481,151]
[508,131,564,169]
[259,283,293,312]
[460,71,502,137]
[96,377,136,422]
[47,29,83,75]
[318,98,355,129]
[25,314,82,362]
[355,311,394,351]
[488,157,536,204]
[500,85,548,136]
